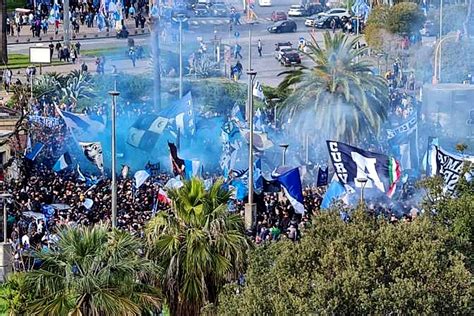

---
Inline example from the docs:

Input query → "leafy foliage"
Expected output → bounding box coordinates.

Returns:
[218,210,472,314]
[5,224,161,315]
[278,32,388,143]
[387,2,426,35]
[145,178,251,316]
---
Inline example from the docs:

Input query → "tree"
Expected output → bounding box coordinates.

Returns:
[278,32,388,144]
[145,178,251,316]
[386,2,425,35]
[218,210,472,314]
[0,0,7,64]
[6,225,161,315]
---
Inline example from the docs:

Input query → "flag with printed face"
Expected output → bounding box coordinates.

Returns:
[326,141,401,198]
[79,142,104,173]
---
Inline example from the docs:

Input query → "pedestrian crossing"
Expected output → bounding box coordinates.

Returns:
[189,17,274,26]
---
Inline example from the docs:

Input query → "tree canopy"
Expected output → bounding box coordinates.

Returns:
[217,210,472,314]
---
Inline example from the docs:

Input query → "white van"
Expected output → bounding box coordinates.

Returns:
[259,0,272,7]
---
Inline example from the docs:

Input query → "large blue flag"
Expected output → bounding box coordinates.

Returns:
[56,106,105,141]
[321,178,347,209]
[274,168,305,214]
[25,143,44,161]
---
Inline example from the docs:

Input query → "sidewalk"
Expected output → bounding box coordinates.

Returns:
[8,19,150,45]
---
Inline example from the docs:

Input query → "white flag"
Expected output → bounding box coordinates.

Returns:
[79,142,104,173]
[253,80,265,100]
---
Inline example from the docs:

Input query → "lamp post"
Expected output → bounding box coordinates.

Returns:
[432,34,456,84]
[270,97,281,127]
[0,193,12,282]
[279,144,289,166]
[245,69,257,230]
[63,0,70,46]
[172,14,188,99]
[108,83,120,228]
[356,177,368,205]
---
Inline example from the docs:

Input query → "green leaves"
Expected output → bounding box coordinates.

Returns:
[146,178,251,315]
[278,32,388,143]
[218,212,472,315]
[7,224,161,315]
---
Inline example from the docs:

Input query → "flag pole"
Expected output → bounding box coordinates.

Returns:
[109,82,120,228]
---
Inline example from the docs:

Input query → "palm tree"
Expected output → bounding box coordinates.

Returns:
[146,178,251,316]
[11,224,161,315]
[279,32,388,144]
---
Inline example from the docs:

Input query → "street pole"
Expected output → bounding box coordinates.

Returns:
[108,83,120,228]
[439,0,443,83]
[356,178,368,205]
[179,20,183,98]
[280,144,289,166]
[63,0,70,47]
[245,70,257,230]
[0,193,12,282]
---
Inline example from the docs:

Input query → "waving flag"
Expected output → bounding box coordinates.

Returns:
[240,129,274,152]
[321,177,347,209]
[168,142,185,176]
[184,159,203,179]
[79,142,104,173]
[53,153,72,172]
[273,168,305,214]
[134,170,150,188]
[25,143,44,161]
[317,166,329,187]
[56,106,105,142]
[127,115,169,151]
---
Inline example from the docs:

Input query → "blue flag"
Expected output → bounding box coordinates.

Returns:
[274,168,305,214]
[184,159,203,180]
[53,153,72,172]
[56,106,105,141]
[317,166,328,187]
[321,178,347,209]
[25,143,44,161]
[254,158,263,194]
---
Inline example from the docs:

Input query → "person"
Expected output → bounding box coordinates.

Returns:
[49,42,55,59]
[233,43,242,59]
[111,65,117,74]
[81,61,88,72]
[129,47,136,67]
[231,60,243,81]
[330,18,336,34]
[257,39,262,57]
[75,41,81,55]
[3,68,12,93]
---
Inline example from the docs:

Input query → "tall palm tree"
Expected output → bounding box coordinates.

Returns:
[146,178,251,316]
[11,224,161,315]
[279,32,388,144]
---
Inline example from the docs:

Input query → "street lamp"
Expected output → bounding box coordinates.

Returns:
[0,193,12,243]
[108,83,120,228]
[356,178,368,205]
[0,193,12,282]
[245,69,257,230]
[270,97,281,127]
[172,14,189,99]
[279,144,289,166]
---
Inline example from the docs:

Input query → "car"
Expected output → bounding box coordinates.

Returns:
[193,4,210,17]
[271,10,287,22]
[259,0,272,7]
[288,5,307,17]
[210,3,228,16]
[305,13,325,27]
[274,41,293,58]
[276,48,297,62]
[267,20,297,33]
[281,51,301,66]
[321,8,351,19]
[314,15,341,29]
[420,20,435,36]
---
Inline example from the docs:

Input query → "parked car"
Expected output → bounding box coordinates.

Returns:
[274,42,293,59]
[305,3,325,16]
[305,13,325,27]
[281,51,301,66]
[193,3,210,17]
[321,7,351,19]
[420,20,435,36]
[288,5,307,17]
[267,20,297,33]
[314,15,341,29]
[271,10,287,22]
[259,0,272,7]
[210,3,229,16]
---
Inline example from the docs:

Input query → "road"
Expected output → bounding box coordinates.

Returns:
[5,0,329,87]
